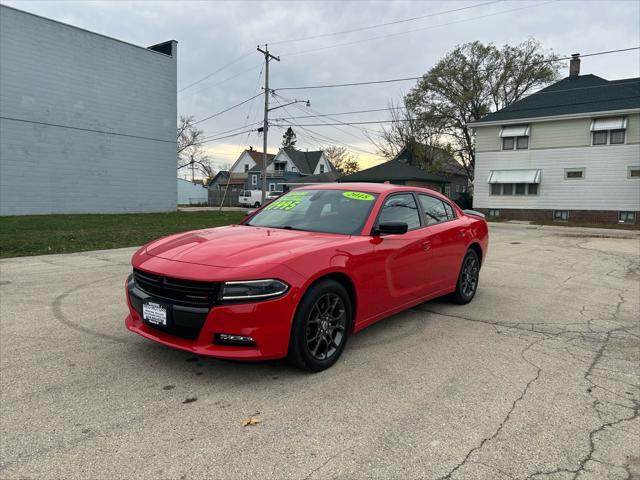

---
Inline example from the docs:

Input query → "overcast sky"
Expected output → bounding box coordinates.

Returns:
[5,0,640,169]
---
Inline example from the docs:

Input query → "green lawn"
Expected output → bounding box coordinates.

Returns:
[0,211,247,258]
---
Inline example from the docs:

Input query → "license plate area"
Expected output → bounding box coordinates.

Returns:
[143,300,170,327]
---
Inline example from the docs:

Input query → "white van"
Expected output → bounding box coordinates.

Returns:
[239,190,263,208]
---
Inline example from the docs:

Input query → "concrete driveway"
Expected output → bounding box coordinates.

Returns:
[1,224,638,479]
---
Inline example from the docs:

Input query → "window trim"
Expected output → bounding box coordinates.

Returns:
[564,168,585,180]
[628,166,640,179]
[372,192,424,234]
[416,193,457,227]
[553,210,569,222]
[516,136,529,150]
[251,175,257,186]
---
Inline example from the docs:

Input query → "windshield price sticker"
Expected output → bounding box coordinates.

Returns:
[265,192,308,211]
[342,191,375,201]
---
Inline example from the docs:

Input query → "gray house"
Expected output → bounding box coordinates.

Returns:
[0,5,177,215]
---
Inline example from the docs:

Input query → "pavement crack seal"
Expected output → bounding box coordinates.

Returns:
[52,275,130,344]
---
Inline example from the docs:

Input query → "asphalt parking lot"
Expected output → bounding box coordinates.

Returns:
[1,223,638,480]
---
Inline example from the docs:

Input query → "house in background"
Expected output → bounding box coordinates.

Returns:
[470,54,640,224]
[216,148,277,192]
[177,179,208,205]
[245,147,333,192]
[0,5,177,215]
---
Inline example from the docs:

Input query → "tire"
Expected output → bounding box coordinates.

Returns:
[253,202,260,208]
[288,279,352,372]
[450,249,480,305]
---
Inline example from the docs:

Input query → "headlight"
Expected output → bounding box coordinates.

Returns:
[221,279,289,301]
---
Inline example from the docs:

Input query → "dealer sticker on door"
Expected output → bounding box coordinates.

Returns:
[143,301,167,326]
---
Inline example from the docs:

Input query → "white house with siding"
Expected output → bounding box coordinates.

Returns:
[0,5,177,215]
[470,55,640,225]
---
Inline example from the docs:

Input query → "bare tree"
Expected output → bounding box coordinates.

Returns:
[324,146,360,176]
[177,115,212,180]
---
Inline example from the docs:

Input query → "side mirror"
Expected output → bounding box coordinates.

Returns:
[374,222,408,236]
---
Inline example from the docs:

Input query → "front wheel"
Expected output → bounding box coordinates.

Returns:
[253,202,260,208]
[288,279,352,372]
[450,249,480,304]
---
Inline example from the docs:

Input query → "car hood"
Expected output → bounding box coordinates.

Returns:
[144,225,349,268]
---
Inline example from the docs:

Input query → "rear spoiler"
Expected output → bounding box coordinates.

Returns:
[463,209,486,218]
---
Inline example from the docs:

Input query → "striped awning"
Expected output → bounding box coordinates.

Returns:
[591,117,627,131]
[487,169,541,184]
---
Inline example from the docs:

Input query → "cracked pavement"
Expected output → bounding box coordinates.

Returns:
[1,223,638,479]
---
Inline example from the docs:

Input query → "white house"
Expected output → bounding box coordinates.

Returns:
[470,55,640,225]
[0,5,177,215]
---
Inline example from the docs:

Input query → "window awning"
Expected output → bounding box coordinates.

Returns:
[499,125,530,137]
[487,169,541,184]
[591,117,627,131]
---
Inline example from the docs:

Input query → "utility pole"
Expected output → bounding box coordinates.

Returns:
[257,44,279,204]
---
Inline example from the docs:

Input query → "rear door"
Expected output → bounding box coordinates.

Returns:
[417,194,468,292]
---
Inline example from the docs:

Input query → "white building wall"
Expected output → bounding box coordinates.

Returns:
[0,6,177,215]
[230,152,256,174]
[475,144,640,211]
[313,154,331,174]
[177,179,208,205]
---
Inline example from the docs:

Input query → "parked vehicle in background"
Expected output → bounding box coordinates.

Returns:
[239,190,263,208]
[125,184,489,372]
[265,191,283,203]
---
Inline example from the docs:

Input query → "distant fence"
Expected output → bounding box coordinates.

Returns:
[208,189,240,207]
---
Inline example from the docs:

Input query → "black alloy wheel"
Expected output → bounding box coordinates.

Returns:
[288,279,352,372]
[451,249,480,304]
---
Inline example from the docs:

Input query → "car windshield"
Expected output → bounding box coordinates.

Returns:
[245,189,378,235]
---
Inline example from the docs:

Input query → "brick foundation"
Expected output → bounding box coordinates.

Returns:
[477,208,639,225]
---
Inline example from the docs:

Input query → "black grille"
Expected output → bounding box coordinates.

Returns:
[133,269,220,307]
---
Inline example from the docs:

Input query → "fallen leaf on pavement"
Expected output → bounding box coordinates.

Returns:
[241,416,261,427]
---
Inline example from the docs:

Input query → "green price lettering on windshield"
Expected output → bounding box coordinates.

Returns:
[342,191,374,201]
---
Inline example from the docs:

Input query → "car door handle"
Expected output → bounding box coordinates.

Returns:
[422,241,431,251]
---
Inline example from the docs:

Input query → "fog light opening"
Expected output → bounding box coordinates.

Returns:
[215,333,256,346]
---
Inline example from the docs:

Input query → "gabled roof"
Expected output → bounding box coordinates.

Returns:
[245,149,276,162]
[280,148,326,174]
[472,74,640,125]
[339,158,451,183]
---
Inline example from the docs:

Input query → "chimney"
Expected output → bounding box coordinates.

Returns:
[569,53,581,77]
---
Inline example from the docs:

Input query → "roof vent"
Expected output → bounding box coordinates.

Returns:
[570,53,581,77]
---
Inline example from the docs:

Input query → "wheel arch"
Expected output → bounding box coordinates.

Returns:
[468,242,483,265]
[304,271,358,332]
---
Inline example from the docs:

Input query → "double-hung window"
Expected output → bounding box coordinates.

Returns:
[500,125,530,150]
[591,117,627,145]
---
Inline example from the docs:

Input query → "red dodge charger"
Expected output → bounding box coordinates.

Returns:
[125,183,488,371]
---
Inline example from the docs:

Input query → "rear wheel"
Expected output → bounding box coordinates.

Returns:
[450,249,480,304]
[253,201,260,208]
[288,279,352,372]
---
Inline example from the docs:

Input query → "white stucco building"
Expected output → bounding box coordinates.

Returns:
[0,5,178,215]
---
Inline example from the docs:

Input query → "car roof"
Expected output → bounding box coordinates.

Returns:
[294,182,440,195]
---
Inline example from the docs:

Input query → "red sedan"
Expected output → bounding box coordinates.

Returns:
[125,183,488,371]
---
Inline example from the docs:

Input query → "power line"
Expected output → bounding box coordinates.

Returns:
[274,107,404,120]
[274,120,402,127]
[196,128,257,145]
[179,63,262,99]
[193,92,263,125]
[1,115,175,144]
[269,0,500,45]
[281,0,556,58]
[178,50,254,92]
[274,47,640,91]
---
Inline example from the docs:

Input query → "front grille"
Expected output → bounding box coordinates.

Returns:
[133,268,220,307]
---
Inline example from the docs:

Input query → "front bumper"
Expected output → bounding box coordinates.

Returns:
[125,275,298,360]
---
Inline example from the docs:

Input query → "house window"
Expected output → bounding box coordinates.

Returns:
[628,166,640,178]
[592,131,608,145]
[516,136,529,150]
[565,168,585,179]
[244,164,249,172]
[251,175,257,186]
[619,211,637,224]
[502,183,513,195]
[320,164,325,173]
[502,137,515,150]
[269,183,276,191]
[490,184,501,195]
[591,117,627,145]
[274,162,285,172]
[491,183,538,195]
[553,210,569,221]
[515,184,526,195]
[610,129,626,144]
[527,183,538,195]
[488,209,500,217]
